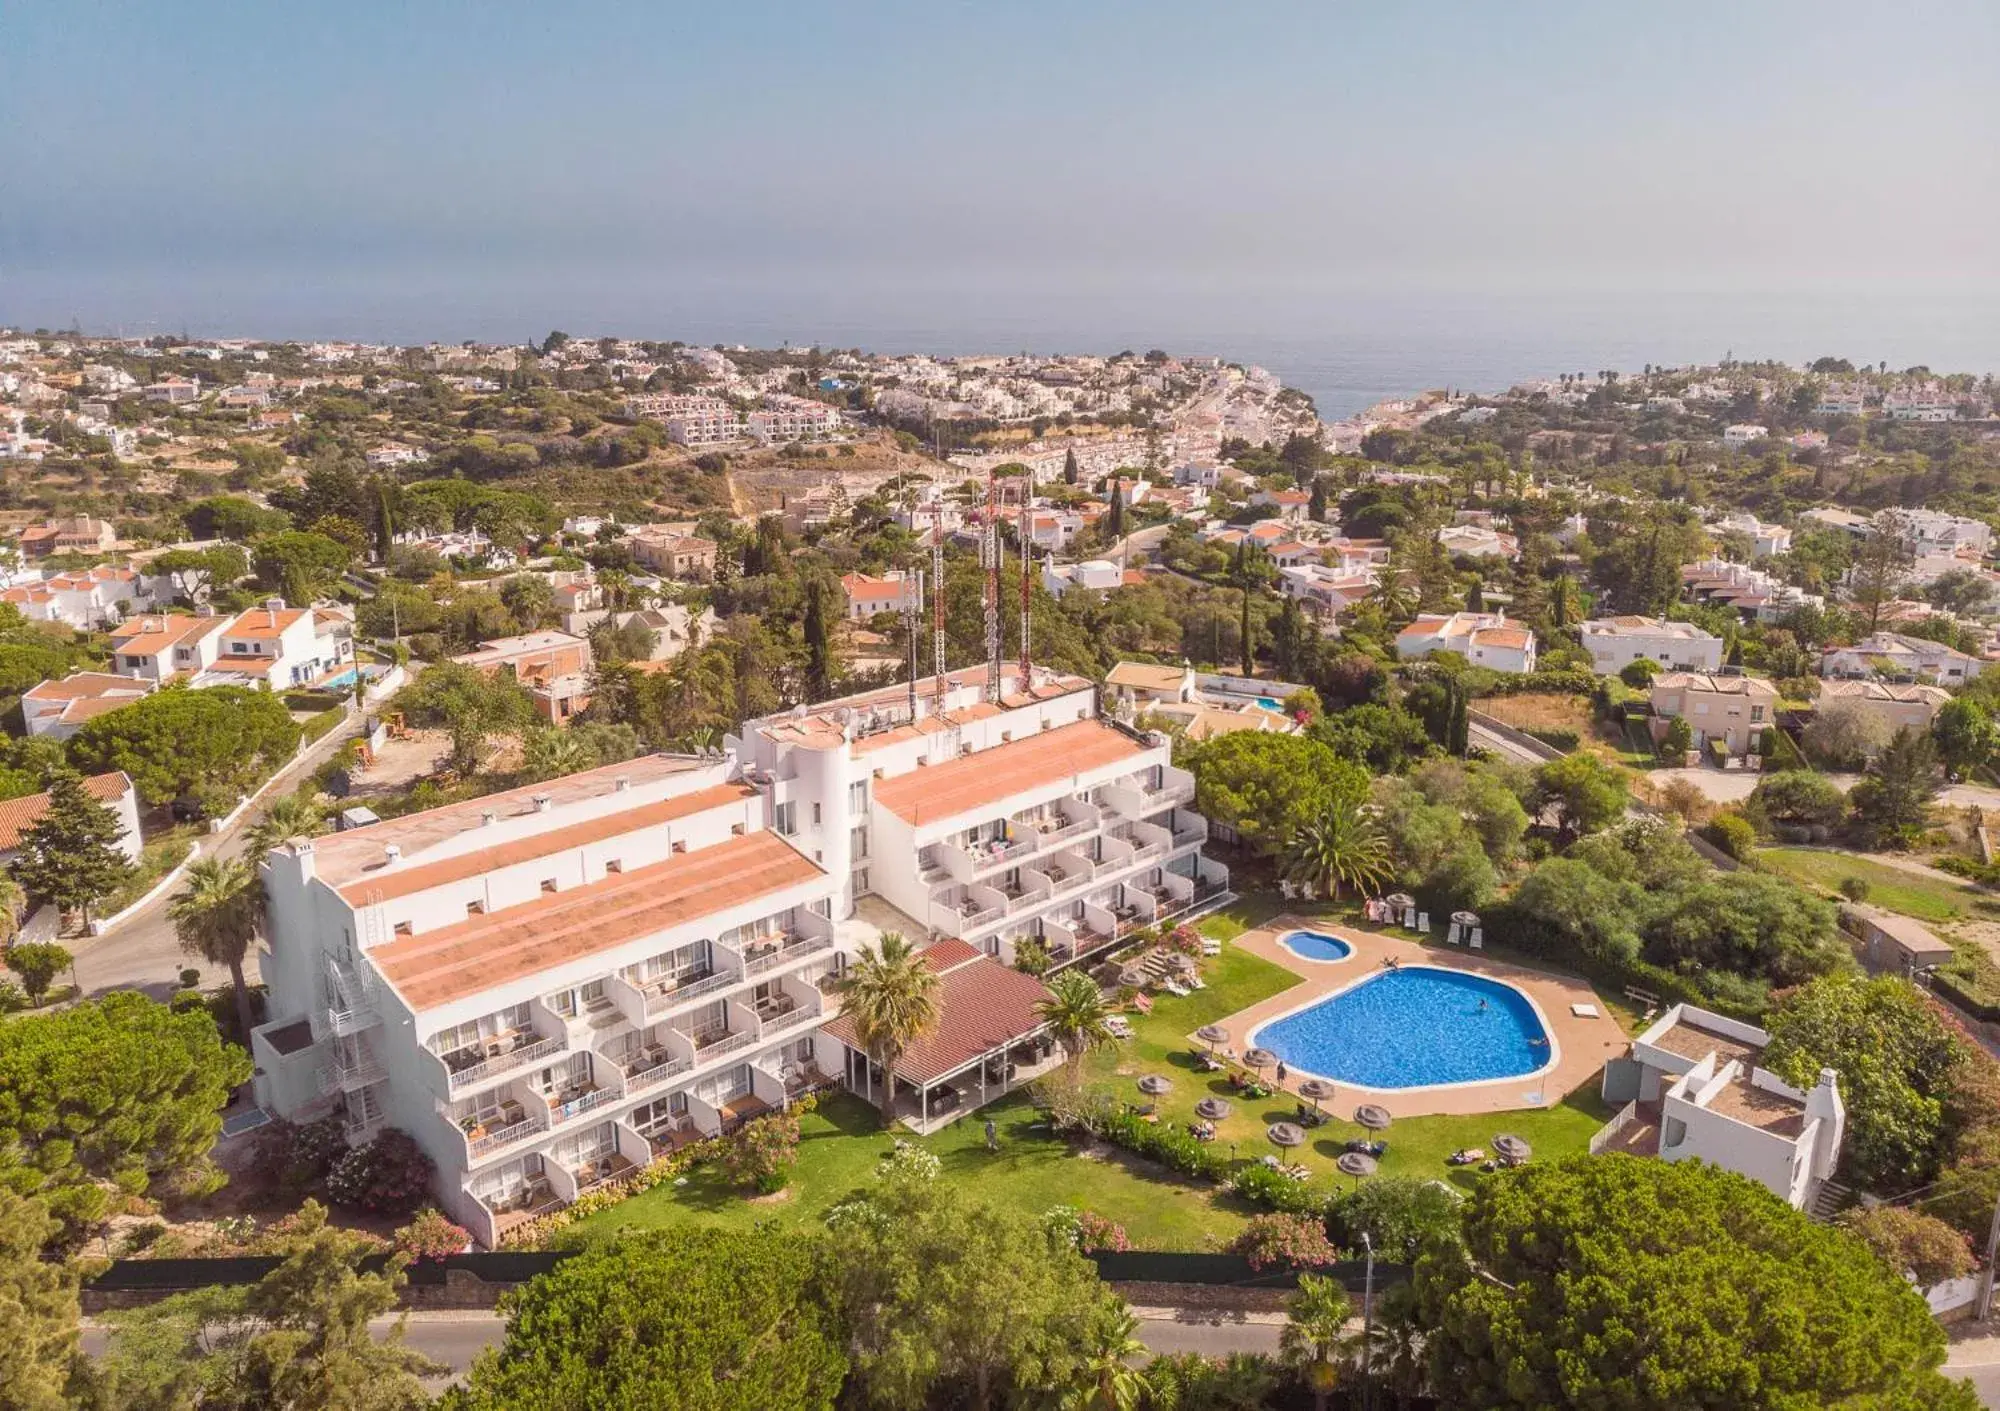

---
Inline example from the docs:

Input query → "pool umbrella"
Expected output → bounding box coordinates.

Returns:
[1117,967,1147,989]
[1172,953,1198,972]
[1137,1074,1173,1096]
[1194,1096,1232,1121]
[1336,1151,1379,1179]
[1244,1047,1277,1070]
[1267,1121,1307,1149]
[1297,1078,1335,1111]
[1355,1103,1393,1131]
[1493,1134,1532,1163]
[1195,1023,1229,1051]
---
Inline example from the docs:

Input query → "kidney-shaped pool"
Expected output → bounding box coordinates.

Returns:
[1249,966,1553,1090]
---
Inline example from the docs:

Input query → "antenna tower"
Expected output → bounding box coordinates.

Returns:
[930,475,948,721]
[905,566,925,720]
[1018,476,1032,688]
[983,469,1003,704]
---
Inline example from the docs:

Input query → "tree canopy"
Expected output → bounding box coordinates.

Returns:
[0,992,250,1232]
[69,684,301,811]
[1183,732,1369,854]
[446,1226,845,1411]
[1412,1155,1976,1410]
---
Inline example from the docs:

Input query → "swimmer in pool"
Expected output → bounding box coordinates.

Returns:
[1477,998,1488,1013]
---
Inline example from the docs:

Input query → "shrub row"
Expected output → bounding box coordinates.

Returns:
[1521,726,1581,751]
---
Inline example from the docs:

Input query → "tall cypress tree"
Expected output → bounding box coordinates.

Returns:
[1308,476,1327,523]
[1106,480,1124,538]
[11,769,134,931]
[802,579,833,703]
[1062,448,1079,485]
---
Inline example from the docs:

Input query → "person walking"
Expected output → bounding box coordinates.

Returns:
[1276,1061,1289,1085]
[985,1117,998,1152]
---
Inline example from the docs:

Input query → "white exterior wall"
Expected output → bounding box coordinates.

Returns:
[1658,1058,1818,1208]
[1582,626,1724,675]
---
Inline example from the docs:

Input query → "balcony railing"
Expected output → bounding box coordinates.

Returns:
[742,933,834,977]
[634,966,737,1012]
[317,1054,387,1096]
[443,1034,568,1093]
[545,1085,621,1127]
[685,1027,759,1062]
[468,1117,543,1160]
[621,1048,693,1094]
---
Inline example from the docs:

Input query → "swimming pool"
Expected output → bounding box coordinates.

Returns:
[1249,967,1553,1090]
[1256,696,1283,711]
[1277,929,1353,963]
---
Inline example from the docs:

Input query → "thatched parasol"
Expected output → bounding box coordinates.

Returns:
[1355,1103,1393,1131]
[1194,1096,1232,1121]
[1493,1133,1532,1163]
[1244,1047,1277,1070]
[1336,1151,1379,1179]
[1195,1024,1230,1050]
[1267,1121,1307,1149]
[1297,1078,1335,1110]
[1137,1074,1173,1097]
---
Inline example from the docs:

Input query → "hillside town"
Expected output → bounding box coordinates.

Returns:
[5,326,2000,1408]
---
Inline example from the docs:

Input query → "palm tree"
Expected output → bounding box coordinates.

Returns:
[168,856,264,1043]
[242,794,324,860]
[522,726,592,781]
[1366,1283,1430,1409]
[838,932,940,1128]
[1280,1274,1358,1411]
[1061,1305,1148,1411]
[1036,969,1117,1070]
[1282,801,1392,901]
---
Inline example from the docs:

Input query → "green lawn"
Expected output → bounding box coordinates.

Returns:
[1754,848,1992,924]
[563,1091,1252,1251]
[568,901,1613,1249]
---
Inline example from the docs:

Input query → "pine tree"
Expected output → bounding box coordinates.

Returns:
[1062,448,1079,485]
[803,578,834,703]
[1106,479,1124,538]
[11,769,134,932]
[1308,475,1327,523]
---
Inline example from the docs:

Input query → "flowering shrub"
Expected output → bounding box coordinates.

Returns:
[325,1129,435,1216]
[721,1109,802,1194]
[251,1113,350,1193]
[1165,925,1204,956]
[1075,1210,1132,1253]
[394,1206,472,1262]
[1234,1212,1339,1271]
[881,1140,942,1183]
[1227,1162,1330,1216]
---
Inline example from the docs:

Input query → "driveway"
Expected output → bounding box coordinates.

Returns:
[69,710,370,1001]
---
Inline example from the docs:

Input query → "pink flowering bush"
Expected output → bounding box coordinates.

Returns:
[1234,1212,1338,1271]
[1074,1210,1132,1253]
[1165,925,1204,956]
[394,1206,472,1262]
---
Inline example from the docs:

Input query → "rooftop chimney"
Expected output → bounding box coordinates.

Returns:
[481,810,497,826]
[383,844,402,865]
[613,775,630,793]
[533,795,553,813]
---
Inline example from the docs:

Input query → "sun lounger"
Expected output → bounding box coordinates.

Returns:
[1162,979,1191,998]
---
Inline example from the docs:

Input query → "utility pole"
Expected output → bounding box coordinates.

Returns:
[1978,1188,2000,1321]
[1360,1232,1376,1411]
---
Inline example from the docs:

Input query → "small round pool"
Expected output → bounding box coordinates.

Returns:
[1278,929,1353,963]
[1249,967,1552,1091]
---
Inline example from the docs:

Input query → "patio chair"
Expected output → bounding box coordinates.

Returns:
[1278,880,1296,899]
[1301,883,1317,901]
[1162,978,1190,998]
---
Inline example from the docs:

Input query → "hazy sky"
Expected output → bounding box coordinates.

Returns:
[4,1,1996,343]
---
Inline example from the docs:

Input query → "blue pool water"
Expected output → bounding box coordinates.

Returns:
[1278,929,1353,963]
[1251,968,1550,1089]
[1256,696,1283,710]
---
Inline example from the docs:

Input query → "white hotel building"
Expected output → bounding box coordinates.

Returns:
[249,665,1225,1245]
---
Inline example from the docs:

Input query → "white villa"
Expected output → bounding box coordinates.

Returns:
[1596,1004,1845,1211]
[1579,616,1725,676]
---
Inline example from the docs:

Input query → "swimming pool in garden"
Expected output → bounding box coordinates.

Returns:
[1277,929,1353,963]
[1249,967,1553,1090]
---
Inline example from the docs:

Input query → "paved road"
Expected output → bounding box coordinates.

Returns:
[70,710,369,1002]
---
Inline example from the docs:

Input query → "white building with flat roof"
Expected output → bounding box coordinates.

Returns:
[1596,1004,1844,1211]
[1395,612,1537,673]
[250,664,1226,1245]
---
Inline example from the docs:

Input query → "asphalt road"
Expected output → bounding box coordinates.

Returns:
[69,710,369,1002]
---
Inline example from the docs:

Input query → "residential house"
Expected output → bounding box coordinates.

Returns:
[21,673,153,740]
[624,529,718,582]
[1647,672,1778,755]
[1722,424,1769,449]
[17,515,117,559]
[0,771,142,866]
[3,565,154,629]
[1436,524,1520,560]
[1679,558,1824,623]
[143,376,202,405]
[365,443,426,470]
[1595,1004,1844,1211]
[109,612,232,682]
[453,631,594,723]
[1040,560,1130,599]
[1579,616,1724,676]
[1714,511,1792,558]
[1820,632,1983,684]
[1813,678,1952,734]
[1394,613,1538,673]
[838,572,921,622]
[745,397,842,446]
[1103,662,1194,715]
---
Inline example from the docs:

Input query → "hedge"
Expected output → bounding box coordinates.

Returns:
[1468,668,1599,699]
[300,706,346,745]
[1522,727,1581,751]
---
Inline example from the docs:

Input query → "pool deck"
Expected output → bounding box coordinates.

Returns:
[1203,915,1629,1119]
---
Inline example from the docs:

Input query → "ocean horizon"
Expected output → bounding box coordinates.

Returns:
[8,282,1998,419]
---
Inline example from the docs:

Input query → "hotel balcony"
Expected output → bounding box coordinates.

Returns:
[1039,849,1099,893]
[930,882,1006,936]
[1010,798,1099,848]
[468,1167,562,1246]
[746,975,825,1036]
[674,1001,763,1067]
[607,960,741,1028]
[547,1121,651,1201]
[1096,764,1196,820]
[609,1026,696,1100]
[631,1113,705,1160]
[1168,809,1209,848]
[444,1089,552,1166]
[999,868,1056,915]
[737,927,836,978]
[1108,819,1173,865]
[431,1027,570,1099]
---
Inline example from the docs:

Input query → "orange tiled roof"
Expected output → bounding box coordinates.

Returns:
[225,608,307,639]
[23,672,143,703]
[822,939,1051,1084]
[335,782,758,904]
[0,772,130,852]
[871,719,1144,826]
[367,828,824,1011]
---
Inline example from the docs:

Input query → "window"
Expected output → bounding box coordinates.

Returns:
[604,859,622,875]
[811,802,821,826]
[848,779,868,813]
[851,867,871,896]
[774,801,796,835]
[541,879,558,894]
[849,825,869,860]
[1750,707,1765,723]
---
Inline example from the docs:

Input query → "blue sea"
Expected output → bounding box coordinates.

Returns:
[21,280,2000,418]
